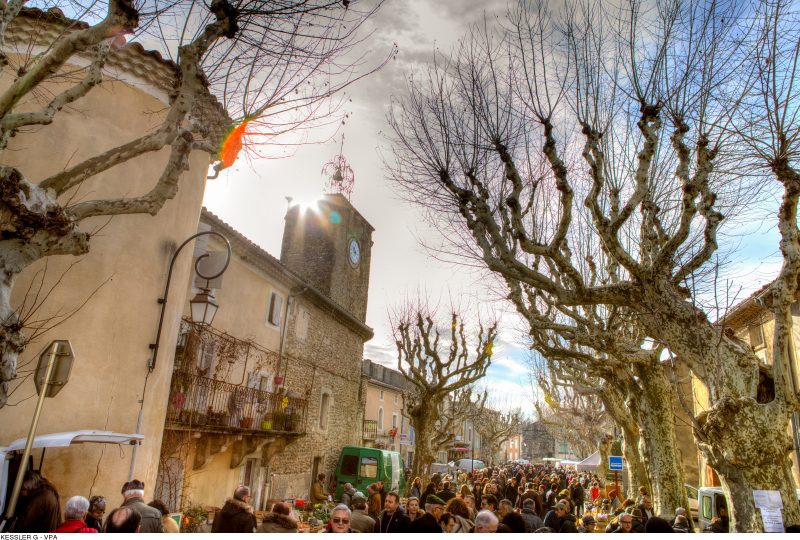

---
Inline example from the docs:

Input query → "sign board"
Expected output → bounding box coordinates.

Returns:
[399,434,411,444]
[753,490,784,533]
[35,340,75,398]
[609,455,623,471]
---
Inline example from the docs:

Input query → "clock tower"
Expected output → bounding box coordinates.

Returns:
[280,193,374,322]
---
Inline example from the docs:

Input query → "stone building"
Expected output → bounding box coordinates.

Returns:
[500,434,523,463]
[155,196,374,512]
[0,8,224,509]
[360,359,414,466]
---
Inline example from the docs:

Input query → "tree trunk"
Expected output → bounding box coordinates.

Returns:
[410,409,437,487]
[634,365,690,517]
[0,168,89,406]
[598,433,612,486]
[697,397,799,532]
[600,385,650,499]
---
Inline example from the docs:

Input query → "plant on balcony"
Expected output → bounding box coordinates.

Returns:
[240,417,253,429]
[261,414,273,430]
[272,411,287,430]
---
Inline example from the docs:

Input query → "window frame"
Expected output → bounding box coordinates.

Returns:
[266,290,284,328]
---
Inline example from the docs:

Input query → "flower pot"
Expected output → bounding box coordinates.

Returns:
[261,419,273,430]
[240,417,253,429]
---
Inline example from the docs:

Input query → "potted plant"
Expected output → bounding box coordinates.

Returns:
[272,411,287,430]
[261,414,273,430]
[240,417,253,429]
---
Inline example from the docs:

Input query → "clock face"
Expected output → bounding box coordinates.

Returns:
[348,238,361,267]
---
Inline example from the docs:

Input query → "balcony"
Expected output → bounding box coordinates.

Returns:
[363,419,378,440]
[166,371,307,435]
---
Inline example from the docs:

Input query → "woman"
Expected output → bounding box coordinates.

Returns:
[444,497,474,533]
[409,477,422,500]
[406,497,424,522]
[589,482,600,503]
[459,484,471,499]
[148,500,179,533]
[85,496,106,532]
[419,482,436,508]
[260,502,298,533]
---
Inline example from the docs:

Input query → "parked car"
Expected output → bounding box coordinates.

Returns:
[451,458,486,472]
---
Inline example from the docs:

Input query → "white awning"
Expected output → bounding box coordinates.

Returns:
[4,430,143,451]
[576,451,625,472]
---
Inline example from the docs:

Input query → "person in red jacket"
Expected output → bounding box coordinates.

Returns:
[51,496,98,533]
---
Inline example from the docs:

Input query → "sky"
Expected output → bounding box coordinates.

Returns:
[202,0,784,416]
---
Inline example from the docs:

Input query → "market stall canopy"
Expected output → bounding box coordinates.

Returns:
[4,430,143,451]
[576,451,626,472]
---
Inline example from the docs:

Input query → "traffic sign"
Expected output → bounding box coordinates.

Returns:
[609,455,623,471]
[35,340,75,398]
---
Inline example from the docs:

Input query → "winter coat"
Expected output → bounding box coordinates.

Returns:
[311,481,327,504]
[374,508,411,533]
[450,514,473,533]
[521,508,544,532]
[408,512,442,533]
[571,484,585,504]
[341,486,356,508]
[349,509,375,534]
[437,488,456,503]
[51,519,98,533]
[367,487,382,519]
[121,497,164,534]
[559,513,578,533]
[260,512,298,533]
[85,515,103,532]
[543,510,560,531]
[501,511,526,533]
[14,481,61,533]
[409,485,421,500]
[211,498,256,533]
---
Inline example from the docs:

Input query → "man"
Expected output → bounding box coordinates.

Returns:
[211,485,257,533]
[578,514,596,533]
[628,507,646,533]
[543,500,568,531]
[328,504,356,533]
[120,480,163,533]
[480,494,498,514]
[341,483,356,508]
[520,498,544,532]
[374,492,410,533]
[613,513,633,533]
[311,473,328,504]
[437,481,456,503]
[557,499,578,533]
[474,509,499,533]
[498,499,525,533]
[105,507,141,533]
[545,482,559,511]
[349,495,375,533]
[519,482,543,515]
[51,496,97,533]
[570,479,585,516]
[673,507,694,532]
[409,494,445,533]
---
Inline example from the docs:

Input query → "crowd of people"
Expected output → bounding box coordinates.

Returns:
[6,471,176,533]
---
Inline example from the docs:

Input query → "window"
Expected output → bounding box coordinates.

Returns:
[392,413,398,429]
[468,428,472,443]
[378,407,384,430]
[197,340,217,372]
[340,455,358,476]
[266,291,283,327]
[360,456,378,478]
[702,496,712,520]
[379,390,384,401]
[394,394,398,405]
[748,323,765,348]
[319,390,332,431]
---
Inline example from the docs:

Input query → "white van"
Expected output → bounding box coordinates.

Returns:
[452,459,485,472]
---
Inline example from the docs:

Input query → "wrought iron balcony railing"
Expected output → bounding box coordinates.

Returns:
[363,419,378,440]
[166,371,307,434]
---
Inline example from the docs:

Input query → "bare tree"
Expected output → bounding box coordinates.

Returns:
[394,305,495,484]
[473,403,523,466]
[0,0,391,406]
[387,0,800,529]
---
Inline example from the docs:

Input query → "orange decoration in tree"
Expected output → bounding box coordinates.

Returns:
[219,121,249,168]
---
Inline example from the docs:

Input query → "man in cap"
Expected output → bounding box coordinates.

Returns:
[409,494,445,532]
[578,514,596,533]
[543,500,568,531]
[627,507,646,533]
[349,494,375,533]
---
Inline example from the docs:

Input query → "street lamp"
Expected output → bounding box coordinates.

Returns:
[149,230,231,371]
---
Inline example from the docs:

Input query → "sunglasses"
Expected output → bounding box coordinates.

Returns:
[332,518,350,524]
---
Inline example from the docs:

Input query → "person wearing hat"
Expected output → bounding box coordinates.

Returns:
[557,499,578,533]
[349,494,375,533]
[521,498,544,532]
[627,507,646,533]
[543,500,569,531]
[409,494,445,533]
[673,506,695,532]
[578,514,596,533]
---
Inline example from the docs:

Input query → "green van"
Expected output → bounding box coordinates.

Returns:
[334,446,406,501]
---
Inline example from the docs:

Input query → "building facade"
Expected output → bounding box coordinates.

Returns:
[500,434,523,463]
[360,360,415,467]
[0,9,223,508]
[155,197,375,512]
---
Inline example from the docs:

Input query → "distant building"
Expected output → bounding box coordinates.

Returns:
[522,421,580,462]
[360,360,414,466]
[500,434,523,462]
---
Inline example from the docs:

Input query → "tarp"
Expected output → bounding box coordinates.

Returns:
[576,451,626,472]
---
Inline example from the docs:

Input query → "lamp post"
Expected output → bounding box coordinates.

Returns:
[129,230,231,481]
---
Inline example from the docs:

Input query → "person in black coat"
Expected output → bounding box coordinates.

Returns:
[211,486,257,533]
[409,495,445,533]
[374,492,411,533]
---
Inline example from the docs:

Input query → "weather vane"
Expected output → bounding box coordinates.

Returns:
[322,136,355,200]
